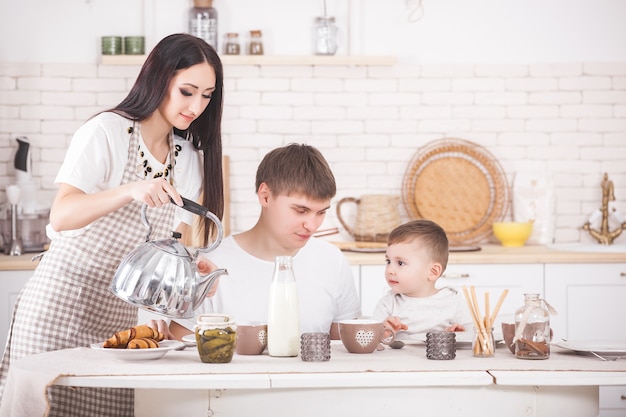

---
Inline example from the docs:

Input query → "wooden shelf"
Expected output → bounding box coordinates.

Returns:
[100,54,396,66]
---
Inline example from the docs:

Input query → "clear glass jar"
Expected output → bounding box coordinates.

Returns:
[267,256,300,357]
[223,33,241,55]
[472,327,495,357]
[194,314,236,363]
[248,30,264,55]
[188,0,218,50]
[514,293,551,359]
[312,16,338,55]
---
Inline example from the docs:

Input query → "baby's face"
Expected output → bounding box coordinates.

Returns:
[384,239,439,297]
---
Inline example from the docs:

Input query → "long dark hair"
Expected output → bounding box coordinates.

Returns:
[110,33,224,245]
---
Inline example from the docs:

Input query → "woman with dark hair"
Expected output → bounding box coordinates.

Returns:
[0,33,224,416]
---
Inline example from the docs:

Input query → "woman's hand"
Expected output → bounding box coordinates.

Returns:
[128,177,183,208]
[50,179,183,232]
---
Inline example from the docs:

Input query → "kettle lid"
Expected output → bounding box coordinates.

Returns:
[149,232,191,257]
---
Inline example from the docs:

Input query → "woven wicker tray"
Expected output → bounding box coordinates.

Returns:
[402,138,510,245]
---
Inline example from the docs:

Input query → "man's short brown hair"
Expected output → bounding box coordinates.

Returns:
[255,143,336,200]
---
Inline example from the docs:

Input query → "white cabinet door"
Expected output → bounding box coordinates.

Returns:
[0,270,33,351]
[359,263,544,327]
[545,263,626,416]
[437,264,544,330]
[544,263,626,341]
[358,265,388,317]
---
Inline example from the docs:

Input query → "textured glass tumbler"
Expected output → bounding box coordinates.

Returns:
[426,331,456,360]
[300,332,331,362]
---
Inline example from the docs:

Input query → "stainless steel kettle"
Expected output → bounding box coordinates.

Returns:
[111,197,228,319]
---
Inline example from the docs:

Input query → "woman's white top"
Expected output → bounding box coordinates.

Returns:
[49,112,203,238]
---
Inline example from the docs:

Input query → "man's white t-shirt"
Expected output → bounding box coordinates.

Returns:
[50,112,203,237]
[181,235,362,333]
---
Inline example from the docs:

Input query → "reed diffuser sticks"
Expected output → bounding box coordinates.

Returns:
[463,286,508,356]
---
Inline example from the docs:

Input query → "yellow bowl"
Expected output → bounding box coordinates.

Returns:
[492,222,533,247]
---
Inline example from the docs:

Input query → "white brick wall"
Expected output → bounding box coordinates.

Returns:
[1,61,625,245]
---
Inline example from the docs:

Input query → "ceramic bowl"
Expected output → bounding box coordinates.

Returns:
[492,222,533,247]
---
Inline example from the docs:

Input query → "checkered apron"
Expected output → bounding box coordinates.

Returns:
[0,126,176,416]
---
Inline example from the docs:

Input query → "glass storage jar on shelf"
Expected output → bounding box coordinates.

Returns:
[189,0,218,50]
[312,16,338,55]
[223,33,241,55]
[248,30,264,55]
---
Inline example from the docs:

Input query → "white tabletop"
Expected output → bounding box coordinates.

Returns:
[2,341,624,417]
[15,341,626,389]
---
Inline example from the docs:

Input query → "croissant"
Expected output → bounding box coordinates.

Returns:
[103,325,164,348]
[127,337,160,349]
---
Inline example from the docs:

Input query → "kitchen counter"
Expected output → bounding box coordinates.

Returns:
[1,342,624,417]
[337,243,626,265]
[1,244,625,271]
[0,253,41,270]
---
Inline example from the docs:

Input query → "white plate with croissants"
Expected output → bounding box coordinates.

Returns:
[91,324,185,361]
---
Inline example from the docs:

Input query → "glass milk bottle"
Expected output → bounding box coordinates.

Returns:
[267,256,300,357]
[514,293,551,359]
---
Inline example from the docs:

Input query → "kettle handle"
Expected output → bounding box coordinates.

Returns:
[173,197,224,254]
[140,197,224,253]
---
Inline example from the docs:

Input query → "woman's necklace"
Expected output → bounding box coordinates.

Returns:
[129,123,180,183]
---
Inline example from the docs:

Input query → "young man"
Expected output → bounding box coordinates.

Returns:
[172,143,361,339]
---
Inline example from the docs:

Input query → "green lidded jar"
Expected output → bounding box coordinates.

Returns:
[101,36,123,55]
[124,36,145,55]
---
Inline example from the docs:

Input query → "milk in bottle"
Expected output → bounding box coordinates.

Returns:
[267,256,300,357]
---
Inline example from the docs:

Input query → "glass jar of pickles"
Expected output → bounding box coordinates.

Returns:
[195,314,237,363]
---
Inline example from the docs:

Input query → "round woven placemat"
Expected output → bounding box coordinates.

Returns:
[402,138,510,245]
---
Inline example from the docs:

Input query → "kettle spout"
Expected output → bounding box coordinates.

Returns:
[193,268,228,309]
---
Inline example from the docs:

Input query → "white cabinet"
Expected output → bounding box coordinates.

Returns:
[599,386,626,417]
[544,263,626,341]
[544,263,626,417]
[438,264,544,329]
[357,265,388,317]
[0,270,33,351]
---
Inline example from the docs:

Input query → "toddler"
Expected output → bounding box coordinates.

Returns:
[372,219,473,340]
